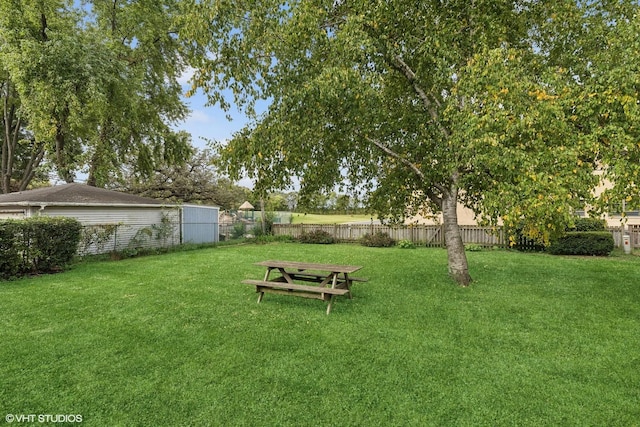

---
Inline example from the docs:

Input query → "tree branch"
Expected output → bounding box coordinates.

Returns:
[391,55,448,138]
[20,141,45,192]
[423,187,443,209]
[40,13,48,41]
[364,135,425,180]
[392,55,433,109]
[363,134,444,206]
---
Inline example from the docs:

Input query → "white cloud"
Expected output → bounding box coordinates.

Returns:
[186,109,212,124]
[178,66,196,86]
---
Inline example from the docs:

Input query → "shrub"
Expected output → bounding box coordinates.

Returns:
[510,217,607,252]
[0,221,22,279]
[569,217,607,232]
[397,239,416,249]
[298,230,335,244]
[0,217,82,279]
[23,217,82,273]
[250,212,277,237]
[547,232,614,256]
[360,232,396,247]
[232,222,246,239]
[464,243,483,252]
[80,224,119,254]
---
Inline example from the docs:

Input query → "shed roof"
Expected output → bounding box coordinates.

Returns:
[0,183,167,207]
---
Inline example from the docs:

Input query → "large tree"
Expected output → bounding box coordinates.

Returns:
[0,0,76,189]
[82,0,194,187]
[0,0,193,190]
[183,1,638,285]
[117,145,251,210]
[577,8,640,218]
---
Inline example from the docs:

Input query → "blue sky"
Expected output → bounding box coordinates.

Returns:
[175,69,259,188]
[175,69,251,150]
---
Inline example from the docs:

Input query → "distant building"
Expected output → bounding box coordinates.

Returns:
[0,183,219,253]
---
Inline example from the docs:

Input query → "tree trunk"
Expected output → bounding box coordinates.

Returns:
[19,143,45,191]
[2,83,13,194]
[260,197,266,235]
[2,90,21,193]
[442,182,472,286]
[55,124,74,183]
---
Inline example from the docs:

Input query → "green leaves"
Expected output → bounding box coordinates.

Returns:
[446,46,600,242]
[1,0,194,189]
[579,12,640,218]
[188,1,640,271]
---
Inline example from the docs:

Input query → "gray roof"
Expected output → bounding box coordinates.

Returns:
[0,183,167,207]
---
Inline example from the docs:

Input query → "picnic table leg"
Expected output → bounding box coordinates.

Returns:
[331,272,338,289]
[326,295,334,315]
[277,267,295,284]
[343,273,353,299]
[324,273,340,315]
[257,269,273,303]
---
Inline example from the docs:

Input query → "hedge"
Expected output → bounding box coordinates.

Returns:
[569,217,607,232]
[512,217,608,252]
[0,217,82,279]
[298,230,335,244]
[360,232,396,247]
[547,231,614,256]
[0,221,22,278]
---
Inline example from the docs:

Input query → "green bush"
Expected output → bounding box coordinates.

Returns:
[252,212,276,236]
[298,230,335,244]
[0,221,22,279]
[0,217,82,279]
[547,232,614,256]
[511,217,607,252]
[232,222,246,239]
[360,232,396,247]
[570,217,607,232]
[24,217,82,273]
[397,239,416,249]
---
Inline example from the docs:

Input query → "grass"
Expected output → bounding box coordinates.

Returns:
[290,213,373,224]
[1,244,639,426]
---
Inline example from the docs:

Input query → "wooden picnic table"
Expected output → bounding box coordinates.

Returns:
[242,260,366,314]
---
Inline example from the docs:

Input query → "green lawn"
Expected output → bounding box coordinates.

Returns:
[290,213,373,224]
[1,244,639,426]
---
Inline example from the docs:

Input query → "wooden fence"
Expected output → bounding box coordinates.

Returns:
[272,223,640,249]
[610,225,640,248]
[272,224,505,247]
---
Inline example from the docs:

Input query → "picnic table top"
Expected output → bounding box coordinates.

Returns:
[254,260,363,274]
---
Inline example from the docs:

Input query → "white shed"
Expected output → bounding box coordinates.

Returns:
[0,183,183,254]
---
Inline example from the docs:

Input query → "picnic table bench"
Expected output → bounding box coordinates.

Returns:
[242,260,366,314]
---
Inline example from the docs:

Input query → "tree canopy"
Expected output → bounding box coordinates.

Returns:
[0,0,195,191]
[183,0,640,285]
[116,146,251,210]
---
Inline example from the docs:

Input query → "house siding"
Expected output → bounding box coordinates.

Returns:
[0,209,26,219]
[39,206,181,255]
